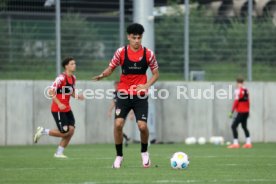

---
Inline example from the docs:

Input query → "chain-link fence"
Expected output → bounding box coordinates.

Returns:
[0,0,133,80]
[155,0,276,81]
[0,0,275,81]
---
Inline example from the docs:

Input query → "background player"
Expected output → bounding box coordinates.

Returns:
[228,77,252,149]
[34,57,84,158]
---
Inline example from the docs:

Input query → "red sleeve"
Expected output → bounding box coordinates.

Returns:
[146,48,159,71]
[109,46,124,69]
[231,88,240,112]
[51,74,65,91]
[232,100,239,112]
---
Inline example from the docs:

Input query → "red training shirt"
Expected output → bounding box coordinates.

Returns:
[232,87,250,113]
[50,73,76,112]
[109,45,158,95]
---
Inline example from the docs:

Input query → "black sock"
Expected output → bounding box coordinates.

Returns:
[115,144,123,156]
[141,143,148,153]
[123,133,129,141]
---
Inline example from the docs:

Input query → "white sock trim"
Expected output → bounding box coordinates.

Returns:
[56,146,64,155]
[42,129,50,135]
[246,137,251,144]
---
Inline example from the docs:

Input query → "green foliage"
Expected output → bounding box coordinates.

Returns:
[155,6,276,80]
[253,19,276,65]
[0,0,8,10]
[0,13,102,79]
[61,13,99,61]
[0,18,9,68]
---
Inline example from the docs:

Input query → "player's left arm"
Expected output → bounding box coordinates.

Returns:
[137,50,159,92]
[70,76,84,100]
[71,91,85,100]
[136,69,159,92]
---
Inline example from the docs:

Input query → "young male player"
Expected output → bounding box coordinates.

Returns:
[228,77,252,149]
[93,23,159,168]
[34,57,84,158]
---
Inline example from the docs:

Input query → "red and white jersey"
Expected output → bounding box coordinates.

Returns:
[232,87,250,113]
[109,45,158,95]
[50,73,76,112]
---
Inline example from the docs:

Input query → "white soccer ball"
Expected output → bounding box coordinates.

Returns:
[209,136,224,145]
[170,152,190,169]
[198,137,206,145]
[185,137,196,145]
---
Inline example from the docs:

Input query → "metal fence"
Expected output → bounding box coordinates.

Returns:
[0,0,275,81]
[0,0,133,80]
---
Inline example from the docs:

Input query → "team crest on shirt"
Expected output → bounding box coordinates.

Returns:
[115,109,121,116]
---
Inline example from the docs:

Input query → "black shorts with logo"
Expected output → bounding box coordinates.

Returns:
[51,110,75,133]
[115,93,148,123]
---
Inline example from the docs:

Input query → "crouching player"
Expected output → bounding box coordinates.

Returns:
[34,57,84,158]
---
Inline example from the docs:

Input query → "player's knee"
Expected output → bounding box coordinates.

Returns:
[242,127,248,133]
[60,125,70,134]
[114,123,124,131]
[68,126,75,136]
[114,119,124,131]
[231,124,237,130]
[138,123,148,132]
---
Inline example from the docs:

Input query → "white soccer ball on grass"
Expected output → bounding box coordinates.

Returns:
[198,137,206,145]
[170,152,190,169]
[185,137,196,145]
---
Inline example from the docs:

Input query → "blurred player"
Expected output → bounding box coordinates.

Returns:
[228,77,252,149]
[93,23,159,168]
[107,81,133,147]
[34,57,84,158]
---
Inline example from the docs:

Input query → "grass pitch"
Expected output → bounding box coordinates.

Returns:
[0,143,276,184]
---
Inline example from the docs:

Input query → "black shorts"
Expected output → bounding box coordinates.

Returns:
[52,110,75,133]
[115,93,148,122]
[233,112,249,124]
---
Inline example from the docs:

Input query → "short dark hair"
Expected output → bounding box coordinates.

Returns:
[62,57,75,69]
[236,76,244,83]
[126,23,144,35]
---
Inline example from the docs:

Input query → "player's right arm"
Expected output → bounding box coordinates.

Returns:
[229,88,239,118]
[49,89,66,110]
[92,66,114,81]
[92,47,123,81]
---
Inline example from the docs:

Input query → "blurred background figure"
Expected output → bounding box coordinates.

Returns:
[228,77,252,149]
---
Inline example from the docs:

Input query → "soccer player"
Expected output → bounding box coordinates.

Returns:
[228,77,252,149]
[93,23,159,168]
[34,57,84,158]
[107,81,133,147]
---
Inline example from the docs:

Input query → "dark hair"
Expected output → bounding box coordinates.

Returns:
[62,57,75,69]
[236,76,244,83]
[126,23,144,35]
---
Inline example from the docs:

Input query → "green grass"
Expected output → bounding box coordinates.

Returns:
[0,143,276,184]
